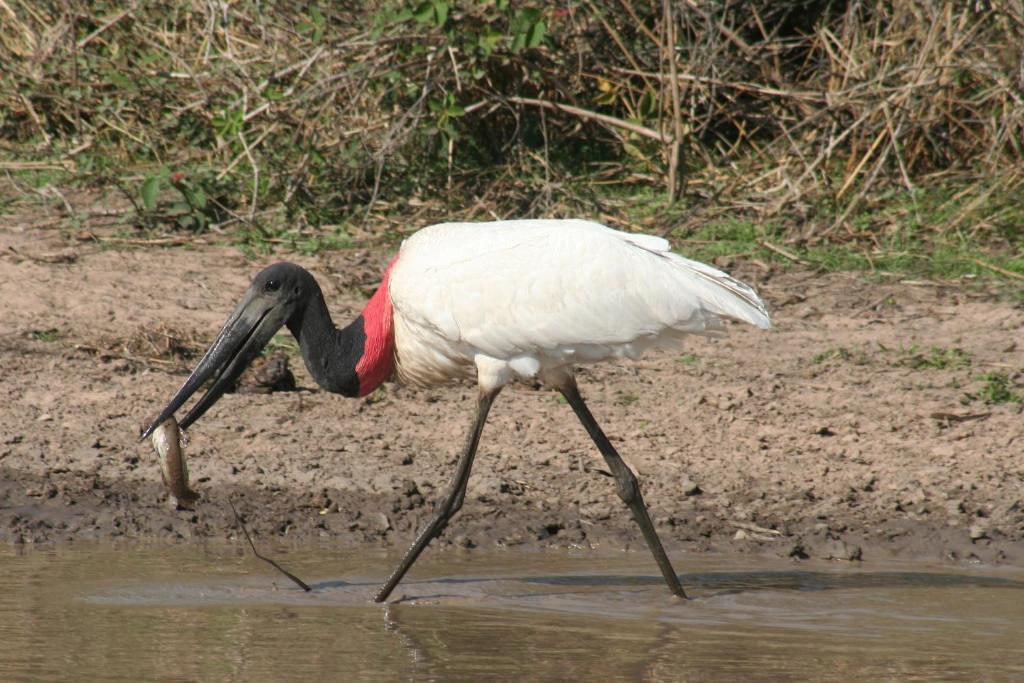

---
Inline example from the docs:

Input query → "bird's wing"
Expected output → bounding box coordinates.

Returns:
[389,219,770,362]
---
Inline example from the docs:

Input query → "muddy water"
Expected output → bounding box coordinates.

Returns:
[1,544,1022,681]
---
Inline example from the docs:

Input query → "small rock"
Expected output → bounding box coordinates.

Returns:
[821,539,862,561]
[681,478,702,496]
[470,475,504,499]
[371,512,391,533]
[453,534,475,549]
[733,529,748,541]
[968,524,988,541]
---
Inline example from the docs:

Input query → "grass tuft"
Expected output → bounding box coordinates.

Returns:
[967,372,1024,405]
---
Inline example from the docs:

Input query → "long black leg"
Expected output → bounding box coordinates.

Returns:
[373,387,500,602]
[559,379,687,599]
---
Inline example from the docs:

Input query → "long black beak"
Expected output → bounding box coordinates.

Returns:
[140,288,287,440]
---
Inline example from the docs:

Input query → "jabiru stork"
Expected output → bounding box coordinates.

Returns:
[141,219,771,602]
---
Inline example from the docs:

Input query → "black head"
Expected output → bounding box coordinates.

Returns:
[250,262,317,303]
[140,262,317,440]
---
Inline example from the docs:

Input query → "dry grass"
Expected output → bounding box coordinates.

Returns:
[1,1,1022,244]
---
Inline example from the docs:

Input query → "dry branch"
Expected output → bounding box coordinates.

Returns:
[505,96,669,143]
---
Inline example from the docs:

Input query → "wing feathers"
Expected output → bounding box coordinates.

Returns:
[390,219,771,372]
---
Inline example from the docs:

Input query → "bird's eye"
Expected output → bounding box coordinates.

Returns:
[264,279,280,293]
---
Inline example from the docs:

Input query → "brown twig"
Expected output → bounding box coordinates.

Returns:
[505,96,668,143]
[229,498,311,592]
[759,240,808,265]
[76,5,136,49]
[662,0,684,202]
[968,258,1024,281]
[929,412,991,424]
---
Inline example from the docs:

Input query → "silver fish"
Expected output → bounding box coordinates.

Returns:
[149,416,200,508]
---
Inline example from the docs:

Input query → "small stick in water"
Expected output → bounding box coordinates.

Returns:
[229,497,311,592]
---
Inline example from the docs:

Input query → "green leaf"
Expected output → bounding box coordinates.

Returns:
[412,0,447,27]
[191,186,207,210]
[106,70,131,89]
[140,176,159,212]
[518,8,540,23]
[621,141,648,161]
[477,29,503,56]
[309,6,325,42]
[526,19,546,48]
[212,109,243,139]
[639,89,658,119]
[433,1,448,26]
[412,2,434,24]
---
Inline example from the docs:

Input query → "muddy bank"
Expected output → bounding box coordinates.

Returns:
[1,219,1022,570]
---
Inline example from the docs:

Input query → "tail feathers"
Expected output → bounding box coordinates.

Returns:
[669,254,772,330]
[582,219,771,331]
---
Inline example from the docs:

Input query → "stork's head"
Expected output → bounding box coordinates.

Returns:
[140,262,315,440]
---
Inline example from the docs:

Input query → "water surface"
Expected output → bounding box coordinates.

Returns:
[1,543,1021,681]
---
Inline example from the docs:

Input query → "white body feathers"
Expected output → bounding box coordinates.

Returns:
[388,219,770,391]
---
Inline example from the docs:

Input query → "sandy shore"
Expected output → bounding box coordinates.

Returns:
[2,218,1022,570]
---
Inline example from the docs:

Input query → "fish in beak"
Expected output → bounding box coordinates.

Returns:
[140,263,307,440]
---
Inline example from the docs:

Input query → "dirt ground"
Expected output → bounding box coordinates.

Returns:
[2,201,1022,572]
